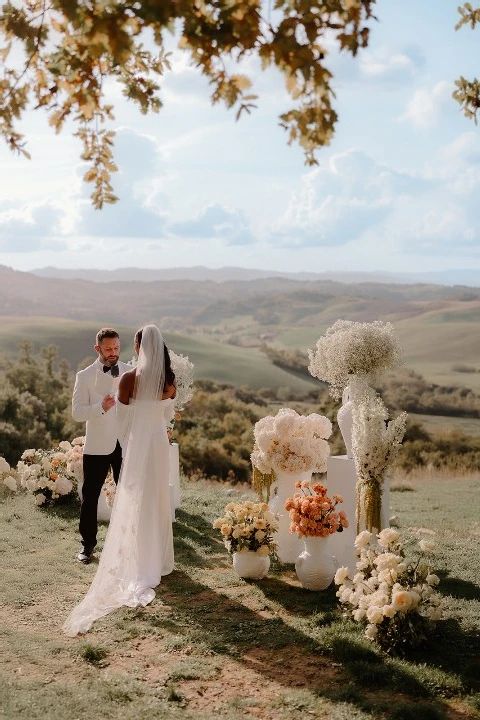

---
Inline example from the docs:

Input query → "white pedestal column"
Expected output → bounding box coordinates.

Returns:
[325,455,391,574]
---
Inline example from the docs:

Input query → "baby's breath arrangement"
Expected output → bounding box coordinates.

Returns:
[308,320,403,399]
[335,528,443,656]
[351,382,407,532]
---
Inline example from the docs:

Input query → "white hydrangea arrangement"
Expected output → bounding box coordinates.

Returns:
[251,408,332,476]
[308,320,403,399]
[335,527,443,656]
[15,442,77,505]
[351,381,408,532]
[213,500,279,556]
[0,457,18,494]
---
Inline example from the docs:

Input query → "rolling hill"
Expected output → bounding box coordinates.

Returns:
[0,265,479,392]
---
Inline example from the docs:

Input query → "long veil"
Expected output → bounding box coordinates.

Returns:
[63,325,166,636]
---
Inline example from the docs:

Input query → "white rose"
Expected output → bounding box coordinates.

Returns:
[391,590,413,612]
[58,441,72,451]
[366,606,384,625]
[354,530,372,549]
[426,573,440,586]
[365,624,378,641]
[382,605,396,618]
[35,493,47,506]
[255,530,266,542]
[419,539,435,552]
[377,528,400,548]
[21,449,36,460]
[0,457,10,473]
[334,567,350,585]
[26,476,38,492]
[41,458,52,472]
[409,591,421,609]
[3,475,17,492]
[257,545,270,556]
[54,476,73,495]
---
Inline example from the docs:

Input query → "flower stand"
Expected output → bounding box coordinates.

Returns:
[326,455,390,573]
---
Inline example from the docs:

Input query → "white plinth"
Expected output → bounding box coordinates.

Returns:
[326,455,390,573]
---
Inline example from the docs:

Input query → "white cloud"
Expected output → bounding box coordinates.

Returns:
[169,202,255,246]
[270,141,480,255]
[400,81,453,127]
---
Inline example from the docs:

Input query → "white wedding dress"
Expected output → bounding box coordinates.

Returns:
[63,327,175,637]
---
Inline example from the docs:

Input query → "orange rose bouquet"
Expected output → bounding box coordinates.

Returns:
[285,482,348,538]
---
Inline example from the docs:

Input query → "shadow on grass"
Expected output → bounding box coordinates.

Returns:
[43,497,80,521]
[437,572,480,601]
[173,508,231,569]
[144,566,469,720]
[416,618,480,694]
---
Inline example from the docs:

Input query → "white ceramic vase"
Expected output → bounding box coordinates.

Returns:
[269,469,311,563]
[337,385,354,458]
[295,536,337,591]
[232,551,270,579]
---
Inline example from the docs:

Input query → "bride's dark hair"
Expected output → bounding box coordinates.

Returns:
[135,327,175,387]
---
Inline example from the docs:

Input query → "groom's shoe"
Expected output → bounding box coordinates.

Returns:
[77,546,95,564]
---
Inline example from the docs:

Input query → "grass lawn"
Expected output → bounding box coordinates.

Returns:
[1,474,479,720]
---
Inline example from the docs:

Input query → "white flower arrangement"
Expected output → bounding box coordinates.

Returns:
[308,320,403,399]
[335,528,443,656]
[16,444,77,505]
[213,500,278,556]
[64,435,115,506]
[351,381,407,532]
[251,408,332,476]
[128,349,194,439]
[170,350,194,412]
[0,457,18,493]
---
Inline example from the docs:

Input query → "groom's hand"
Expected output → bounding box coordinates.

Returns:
[102,395,116,413]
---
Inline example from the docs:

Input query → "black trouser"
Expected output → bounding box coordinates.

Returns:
[79,441,122,551]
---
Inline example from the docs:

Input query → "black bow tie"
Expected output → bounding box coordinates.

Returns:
[103,364,119,377]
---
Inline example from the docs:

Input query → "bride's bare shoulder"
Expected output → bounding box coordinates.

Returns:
[118,368,136,404]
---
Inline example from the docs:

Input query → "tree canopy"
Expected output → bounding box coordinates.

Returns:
[0,0,377,207]
[453,3,480,126]
[0,2,477,210]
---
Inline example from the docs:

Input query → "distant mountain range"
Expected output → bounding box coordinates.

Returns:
[30,265,480,287]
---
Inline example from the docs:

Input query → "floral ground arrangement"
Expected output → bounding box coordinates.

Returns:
[1,474,479,720]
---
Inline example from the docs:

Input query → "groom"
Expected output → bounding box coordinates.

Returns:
[72,328,130,563]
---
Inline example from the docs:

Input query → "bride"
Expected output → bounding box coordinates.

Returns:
[63,324,176,636]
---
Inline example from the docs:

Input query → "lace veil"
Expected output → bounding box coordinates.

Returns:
[63,325,166,636]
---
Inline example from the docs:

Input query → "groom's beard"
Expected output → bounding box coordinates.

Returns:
[99,351,120,367]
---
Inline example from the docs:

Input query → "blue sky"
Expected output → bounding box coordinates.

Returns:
[0,0,479,275]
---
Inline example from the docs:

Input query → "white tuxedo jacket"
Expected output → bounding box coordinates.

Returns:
[72,358,131,455]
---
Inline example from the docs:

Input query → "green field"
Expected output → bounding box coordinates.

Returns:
[0,317,318,393]
[1,312,479,394]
